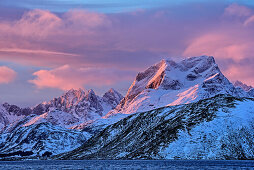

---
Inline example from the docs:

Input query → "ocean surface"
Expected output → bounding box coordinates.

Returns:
[0,160,253,170]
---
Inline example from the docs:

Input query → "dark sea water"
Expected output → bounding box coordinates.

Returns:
[0,160,253,170]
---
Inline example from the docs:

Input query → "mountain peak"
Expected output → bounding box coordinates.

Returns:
[105,88,123,97]
[180,55,218,73]
[63,88,86,99]
[126,56,219,101]
[107,88,117,94]
[87,89,95,95]
[234,80,253,92]
[109,55,248,115]
[102,89,123,109]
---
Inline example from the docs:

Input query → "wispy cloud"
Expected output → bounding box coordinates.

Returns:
[0,48,79,56]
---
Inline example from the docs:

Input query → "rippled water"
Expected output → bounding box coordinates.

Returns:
[0,160,253,170]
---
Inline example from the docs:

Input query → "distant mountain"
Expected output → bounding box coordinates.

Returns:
[0,88,123,158]
[57,95,254,160]
[21,88,123,130]
[234,80,254,97]
[234,80,253,92]
[32,88,123,121]
[0,103,32,133]
[0,88,123,132]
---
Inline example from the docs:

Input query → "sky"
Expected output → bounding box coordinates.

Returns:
[0,0,254,107]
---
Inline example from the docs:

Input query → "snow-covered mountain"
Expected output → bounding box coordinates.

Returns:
[0,88,123,132]
[32,88,123,120]
[80,56,249,134]
[234,80,254,97]
[248,89,254,97]
[27,88,123,129]
[0,88,123,158]
[57,94,254,160]
[0,103,32,133]
[108,56,248,116]
[0,56,253,160]
[234,80,253,92]
[0,122,90,157]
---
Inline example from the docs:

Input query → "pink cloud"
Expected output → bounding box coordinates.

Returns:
[0,9,111,67]
[0,3,253,89]
[15,9,62,38]
[29,65,133,90]
[0,66,17,84]
[224,3,252,17]
[224,65,254,86]
[63,10,111,29]
[183,33,253,62]
[0,8,174,69]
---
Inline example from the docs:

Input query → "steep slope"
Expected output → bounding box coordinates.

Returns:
[108,56,248,115]
[57,95,254,160]
[0,122,90,157]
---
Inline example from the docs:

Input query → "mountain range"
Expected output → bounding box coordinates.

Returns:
[0,88,123,156]
[0,55,253,159]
